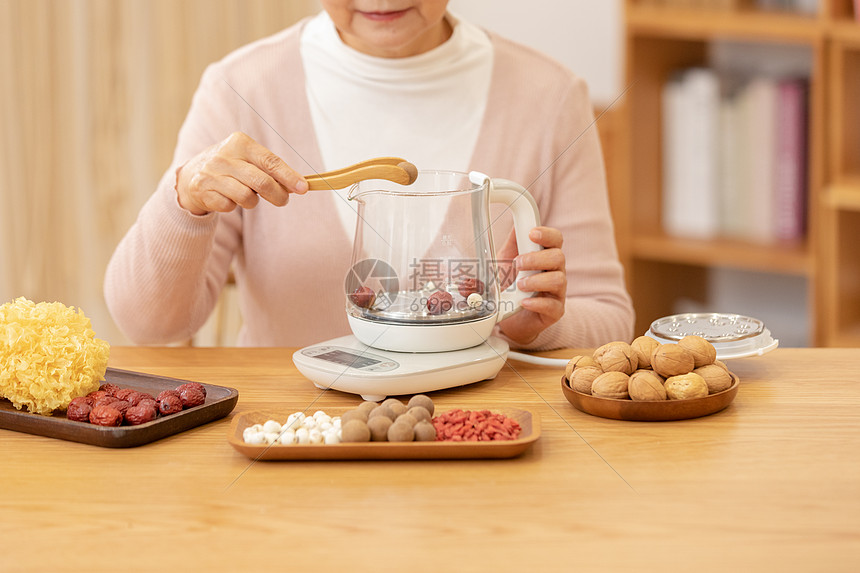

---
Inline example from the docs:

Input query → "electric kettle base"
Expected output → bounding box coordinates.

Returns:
[347,314,498,353]
[292,335,510,402]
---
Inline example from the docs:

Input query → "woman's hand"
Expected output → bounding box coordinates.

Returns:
[496,226,567,346]
[175,132,309,215]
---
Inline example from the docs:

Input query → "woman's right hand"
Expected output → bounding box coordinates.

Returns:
[175,132,309,215]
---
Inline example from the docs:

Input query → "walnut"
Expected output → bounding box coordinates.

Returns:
[628,370,667,401]
[570,365,603,395]
[664,373,709,400]
[678,335,717,368]
[713,360,729,371]
[631,336,660,369]
[694,364,734,394]
[564,355,598,381]
[591,371,630,400]
[651,343,695,378]
[593,342,637,375]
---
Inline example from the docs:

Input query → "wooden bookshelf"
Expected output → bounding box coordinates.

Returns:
[620,0,860,346]
[822,1,860,346]
[631,234,810,274]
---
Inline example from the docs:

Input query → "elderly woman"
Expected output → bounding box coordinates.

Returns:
[105,1,633,349]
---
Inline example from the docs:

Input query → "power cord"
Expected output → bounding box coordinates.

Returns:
[506,351,568,367]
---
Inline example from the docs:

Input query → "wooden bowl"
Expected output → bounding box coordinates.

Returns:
[561,373,740,422]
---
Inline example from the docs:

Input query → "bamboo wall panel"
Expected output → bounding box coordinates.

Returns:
[0,0,317,343]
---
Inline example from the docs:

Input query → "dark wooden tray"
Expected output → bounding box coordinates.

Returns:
[0,367,238,447]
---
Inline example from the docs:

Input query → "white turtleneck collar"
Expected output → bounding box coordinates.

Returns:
[300,9,493,233]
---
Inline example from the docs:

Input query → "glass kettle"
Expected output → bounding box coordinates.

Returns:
[344,171,541,353]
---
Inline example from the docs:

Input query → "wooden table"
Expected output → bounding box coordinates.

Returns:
[1,347,859,572]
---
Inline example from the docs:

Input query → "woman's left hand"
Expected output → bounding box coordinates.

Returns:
[496,226,567,346]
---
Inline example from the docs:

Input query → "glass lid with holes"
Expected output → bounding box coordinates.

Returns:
[645,313,778,360]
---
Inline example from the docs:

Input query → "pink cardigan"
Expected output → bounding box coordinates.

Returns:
[104,19,634,350]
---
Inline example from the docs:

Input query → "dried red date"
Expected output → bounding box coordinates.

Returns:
[177,385,205,408]
[348,286,376,309]
[72,381,209,426]
[99,383,121,396]
[67,397,92,422]
[89,405,123,427]
[87,390,110,402]
[127,392,155,407]
[176,382,206,399]
[137,398,158,412]
[93,395,119,408]
[125,404,157,426]
[109,400,131,417]
[427,291,454,315]
[457,278,485,298]
[156,389,180,403]
[114,388,136,402]
[158,395,183,416]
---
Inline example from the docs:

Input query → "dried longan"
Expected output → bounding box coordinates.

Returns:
[341,419,371,442]
[406,406,431,423]
[382,398,407,417]
[387,421,414,442]
[395,413,418,427]
[407,394,435,416]
[356,401,378,416]
[413,420,436,442]
[368,404,395,421]
[367,416,392,442]
[340,409,367,426]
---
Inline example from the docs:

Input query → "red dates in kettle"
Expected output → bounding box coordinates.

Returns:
[457,278,485,298]
[427,291,454,315]
[348,286,376,309]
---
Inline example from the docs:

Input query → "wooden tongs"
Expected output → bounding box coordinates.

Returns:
[304,157,418,190]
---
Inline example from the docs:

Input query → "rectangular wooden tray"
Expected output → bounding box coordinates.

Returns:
[228,407,539,460]
[0,367,239,448]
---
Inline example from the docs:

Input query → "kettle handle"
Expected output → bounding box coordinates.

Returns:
[472,173,542,322]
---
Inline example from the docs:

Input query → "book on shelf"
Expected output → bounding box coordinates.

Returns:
[637,0,750,9]
[661,69,809,243]
[662,68,721,240]
[756,0,818,14]
[640,0,820,13]
[741,77,778,243]
[773,79,808,241]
